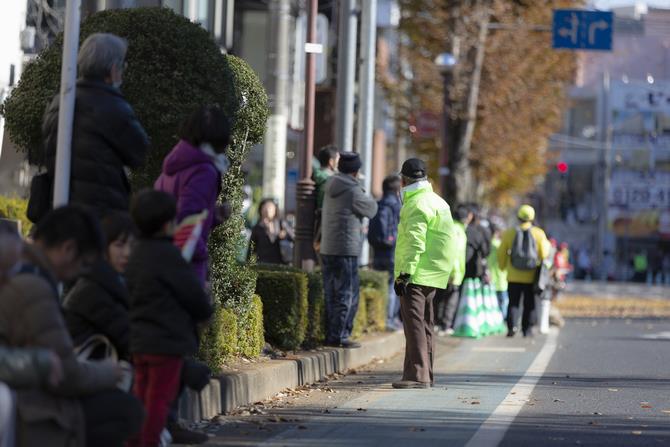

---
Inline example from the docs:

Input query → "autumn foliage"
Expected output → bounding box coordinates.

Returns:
[388,0,580,208]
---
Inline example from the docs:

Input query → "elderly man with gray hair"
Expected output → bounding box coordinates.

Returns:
[42,33,149,219]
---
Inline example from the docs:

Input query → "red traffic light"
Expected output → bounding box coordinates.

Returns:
[556,161,569,174]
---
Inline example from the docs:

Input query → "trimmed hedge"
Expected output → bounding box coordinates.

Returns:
[237,294,265,358]
[252,265,390,348]
[198,306,237,372]
[351,290,368,340]
[363,286,387,333]
[359,269,389,333]
[254,266,308,351]
[0,196,32,237]
[304,271,325,348]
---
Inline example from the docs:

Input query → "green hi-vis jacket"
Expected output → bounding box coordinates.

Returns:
[449,220,467,287]
[394,181,455,289]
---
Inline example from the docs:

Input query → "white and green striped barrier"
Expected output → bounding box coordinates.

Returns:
[452,278,506,338]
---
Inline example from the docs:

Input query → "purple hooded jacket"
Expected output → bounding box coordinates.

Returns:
[155,140,221,283]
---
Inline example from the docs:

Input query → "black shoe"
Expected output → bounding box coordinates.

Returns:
[507,327,518,337]
[340,340,361,349]
[168,422,209,444]
[523,329,534,338]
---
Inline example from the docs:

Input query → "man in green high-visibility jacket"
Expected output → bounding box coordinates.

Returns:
[392,158,455,389]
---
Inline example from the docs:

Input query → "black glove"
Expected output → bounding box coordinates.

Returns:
[394,273,410,297]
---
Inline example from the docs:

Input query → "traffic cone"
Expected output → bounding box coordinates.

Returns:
[453,278,482,338]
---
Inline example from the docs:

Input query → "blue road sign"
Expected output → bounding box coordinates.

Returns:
[552,9,613,51]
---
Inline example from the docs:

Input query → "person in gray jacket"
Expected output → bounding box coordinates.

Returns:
[320,152,378,348]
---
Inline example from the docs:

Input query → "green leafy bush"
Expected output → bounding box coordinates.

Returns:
[254,267,308,351]
[359,269,389,332]
[351,292,368,340]
[198,306,238,372]
[236,294,265,358]
[0,196,32,237]
[304,271,325,348]
[363,287,387,332]
[0,7,269,369]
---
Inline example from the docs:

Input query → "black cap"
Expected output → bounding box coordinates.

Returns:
[401,158,427,179]
[338,152,362,174]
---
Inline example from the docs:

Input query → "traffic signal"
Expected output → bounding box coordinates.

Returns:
[556,161,569,174]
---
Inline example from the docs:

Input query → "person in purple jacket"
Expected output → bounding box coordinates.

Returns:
[155,105,231,285]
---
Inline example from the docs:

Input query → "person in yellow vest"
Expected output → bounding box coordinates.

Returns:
[498,205,550,337]
[393,159,455,388]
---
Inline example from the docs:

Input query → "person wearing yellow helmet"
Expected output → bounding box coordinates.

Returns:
[497,204,550,337]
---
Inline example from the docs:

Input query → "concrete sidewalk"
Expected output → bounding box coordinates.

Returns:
[179,331,405,422]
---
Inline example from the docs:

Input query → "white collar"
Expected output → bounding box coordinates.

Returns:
[402,180,430,195]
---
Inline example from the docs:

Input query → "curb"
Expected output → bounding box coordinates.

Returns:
[179,331,405,422]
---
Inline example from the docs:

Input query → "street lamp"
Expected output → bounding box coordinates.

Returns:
[434,52,457,200]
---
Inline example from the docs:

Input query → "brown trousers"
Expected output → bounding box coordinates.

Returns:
[400,284,437,383]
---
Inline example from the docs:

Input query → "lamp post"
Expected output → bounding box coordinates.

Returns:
[293,0,318,271]
[435,52,457,200]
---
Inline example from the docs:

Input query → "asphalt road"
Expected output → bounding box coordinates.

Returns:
[200,318,670,447]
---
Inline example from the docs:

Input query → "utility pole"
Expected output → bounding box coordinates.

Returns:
[357,0,377,266]
[263,0,290,208]
[597,70,612,279]
[294,0,318,271]
[53,0,81,207]
[335,0,358,152]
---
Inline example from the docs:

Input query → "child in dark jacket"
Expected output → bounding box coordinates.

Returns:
[126,190,213,447]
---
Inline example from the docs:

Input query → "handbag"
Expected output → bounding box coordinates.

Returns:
[75,334,133,392]
[26,172,52,224]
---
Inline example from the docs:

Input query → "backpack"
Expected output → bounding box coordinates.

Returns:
[510,227,539,271]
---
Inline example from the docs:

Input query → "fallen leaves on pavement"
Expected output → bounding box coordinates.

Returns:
[556,296,670,318]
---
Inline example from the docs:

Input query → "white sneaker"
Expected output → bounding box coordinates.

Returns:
[159,428,173,447]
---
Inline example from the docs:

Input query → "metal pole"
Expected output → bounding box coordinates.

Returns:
[596,70,611,279]
[53,0,81,207]
[335,0,357,152]
[294,0,318,271]
[357,0,377,266]
[262,0,290,208]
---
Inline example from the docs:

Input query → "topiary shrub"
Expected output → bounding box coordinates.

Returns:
[0,196,32,237]
[304,271,325,349]
[351,293,368,340]
[359,269,390,299]
[236,294,264,358]
[0,7,269,368]
[254,268,308,351]
[198,306,238,372]
[362,287,387,332]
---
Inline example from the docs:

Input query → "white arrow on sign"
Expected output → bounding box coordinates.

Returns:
[588,20,609,45]
[558,12,579,44]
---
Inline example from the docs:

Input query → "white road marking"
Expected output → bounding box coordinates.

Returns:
[471,347,527,353]
[640,331,670,340]
[464,328,559,447]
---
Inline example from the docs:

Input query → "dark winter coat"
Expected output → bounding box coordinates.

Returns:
[0,347,55,388]
[465,223,491,279]
[62,259,130,359]
[43,79,149,216]
[126,237,213,357]
[0,245,118,447]
[368,192,401,272]
[155,140,222,283]
[249,219,294,265]
[320,174,378,257]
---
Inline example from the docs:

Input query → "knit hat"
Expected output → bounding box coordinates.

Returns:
[401,158,427,179]
[517,204,535,222]
[338,152,362,174]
